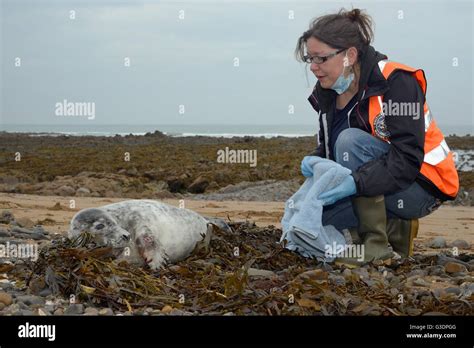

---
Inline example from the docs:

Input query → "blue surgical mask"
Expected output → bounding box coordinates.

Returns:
[330,52,354,95]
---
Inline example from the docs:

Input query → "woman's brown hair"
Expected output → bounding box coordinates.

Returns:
[295,8,375,62]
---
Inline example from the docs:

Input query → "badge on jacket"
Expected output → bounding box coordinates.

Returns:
[374,113,391,140]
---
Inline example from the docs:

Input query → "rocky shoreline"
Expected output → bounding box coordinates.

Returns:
[0,132,473,205]
[0,131,473,316]
[0,212,472,316]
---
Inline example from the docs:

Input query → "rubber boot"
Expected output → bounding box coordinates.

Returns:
[342,227,361,244]
[386,218,419,258]
[335,195,393,267]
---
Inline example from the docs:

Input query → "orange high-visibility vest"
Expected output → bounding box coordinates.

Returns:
[368,60,459,199]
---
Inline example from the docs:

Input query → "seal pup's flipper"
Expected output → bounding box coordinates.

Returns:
[135,229,169,270]
[203,217,233,234]
[190,223,214,256]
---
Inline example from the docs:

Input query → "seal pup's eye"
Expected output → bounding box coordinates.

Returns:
[95,223,105,230]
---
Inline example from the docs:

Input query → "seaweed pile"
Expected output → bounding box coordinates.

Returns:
[10,222,474,315]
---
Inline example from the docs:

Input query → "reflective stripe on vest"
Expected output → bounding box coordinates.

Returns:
[367,60,459,198]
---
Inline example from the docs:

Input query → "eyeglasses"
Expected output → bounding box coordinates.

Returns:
[303,48,346,64]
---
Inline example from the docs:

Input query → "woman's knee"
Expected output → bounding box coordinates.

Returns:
[334,128,390,170]
[335,128,367,155]
[334,128,370,169]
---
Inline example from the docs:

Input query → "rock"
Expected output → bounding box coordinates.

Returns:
[5,303,21,315]
[450,239,470,249]
[11,227,49,240]
[342,269,352,279]
[295,269,328,281]
[0,280,14,290]
[166,176,187,193]
[33,225,49,235]
[223,312,235,316]
[413,278,431,287]
[436,254,470,268]
[18,301,31,310]
[460,282,474,297]
[445,262,467,274]
[38,308,50,316]
[169,309,191,316]
[247,268,276,278]
[0,302,6,311]
[28,278,47,295]
[44,304,56,313]
[56,185,76,196]
[161,305,173,313]
[64,304,84,315]
[0,292,13,306]
[39,288,52,297]
[21,309,35,315]
[445,287,461,296]
[126,167,139,176]
[16,295,46,306]
[144,130,166,138]
[14,217,35,228]
[432,288,447,298]
[98,308,114,316]
[53,308,64,315]
[84,307,99,316]
[329,274,346,286]
[318,263,334,272]
[383,270,394,281]
[76,187,91,197]
[207,181,219,191]
[0,228,12,237]
[425,237,447,249]
[0,210,14,224]
[187,176,209,194]
[407,269,427,278]
[428,265,446,276]
[353,268,370,279]
[11,226,33,235]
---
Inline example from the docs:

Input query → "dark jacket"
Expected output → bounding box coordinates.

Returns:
[307,45,452,201]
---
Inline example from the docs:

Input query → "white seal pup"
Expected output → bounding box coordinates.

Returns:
[68,200,215,270]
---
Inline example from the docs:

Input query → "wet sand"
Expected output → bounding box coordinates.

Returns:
[1,192,472,250]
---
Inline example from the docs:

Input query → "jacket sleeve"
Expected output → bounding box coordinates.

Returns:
[307,93,326,158]
[352,70,426,196]
[308,113,326,157]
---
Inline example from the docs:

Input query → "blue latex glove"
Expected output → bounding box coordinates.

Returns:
[301,156,316,177]
[318,175,357,206]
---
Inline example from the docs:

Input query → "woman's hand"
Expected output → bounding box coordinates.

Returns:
[318,175,357,206]
[301,156,316,177]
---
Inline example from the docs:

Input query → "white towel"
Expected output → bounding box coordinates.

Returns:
[280,157,351,262]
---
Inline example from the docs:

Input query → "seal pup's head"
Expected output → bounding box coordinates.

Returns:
[68,208,131,248]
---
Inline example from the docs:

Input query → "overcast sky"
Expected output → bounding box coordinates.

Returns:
[1,0,473,131]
